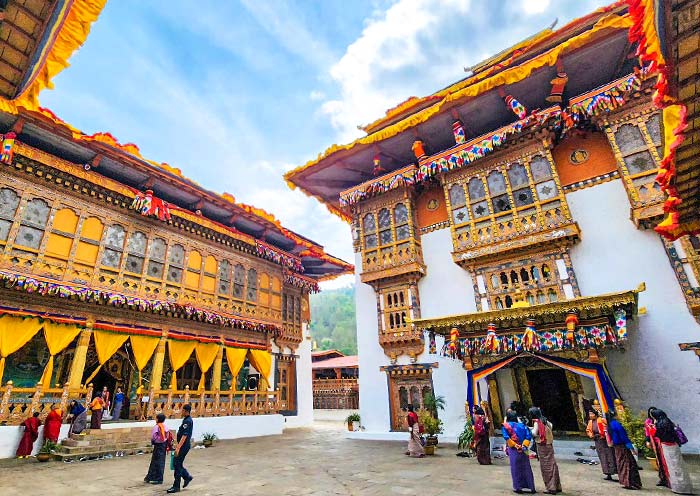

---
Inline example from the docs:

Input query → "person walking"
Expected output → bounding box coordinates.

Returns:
[112,387,125,421]
[529,407,561,494]
[15,412,40,458]
[89,392,105,429]
[167,404,194,493]
[405,404,425,458]
[650,409,694,494]
[473,405,491,465]
[503,409,536,494]
[646,407,669,488]
[586,409,617,481]
[144,413,169,485]
[606,411,642,490]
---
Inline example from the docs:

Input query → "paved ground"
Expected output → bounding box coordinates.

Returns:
[0,419,698,496]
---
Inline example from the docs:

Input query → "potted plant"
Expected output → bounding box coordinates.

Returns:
[37,440,58,462]
[201,432,218,448]
[423,394,445,417]
[346,413,361,431]
[457,416,475,457]
[418,411,443,455]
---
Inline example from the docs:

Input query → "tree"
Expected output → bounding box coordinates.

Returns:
[309,286,357,355]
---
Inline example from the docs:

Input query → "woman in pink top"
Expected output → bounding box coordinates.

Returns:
[144,414,169,485]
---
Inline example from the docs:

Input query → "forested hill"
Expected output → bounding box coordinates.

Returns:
[309,286,357,355]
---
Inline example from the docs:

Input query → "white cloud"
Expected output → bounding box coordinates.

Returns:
[521,0,551,15]
[309,90,326,102]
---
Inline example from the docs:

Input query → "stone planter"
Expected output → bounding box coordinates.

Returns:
[347,421,353,432]
[647,456,658,471]
[352,421,360,431]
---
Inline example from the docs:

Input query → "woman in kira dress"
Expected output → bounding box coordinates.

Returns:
[43,406,63,443]
[144,413,169,485]
[89,392,105,429]
[473,406,491,465]
[586,409,617,481]
[606,411,642,490]
[646,407,669,488]
[405,404,424,458]
[503,409,536,494]
[529,407,561,494]
[650,409,694,495]
[68,400,88,435]
[15,412,40,458]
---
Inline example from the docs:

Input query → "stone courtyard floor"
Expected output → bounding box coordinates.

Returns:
[0,419,698,496]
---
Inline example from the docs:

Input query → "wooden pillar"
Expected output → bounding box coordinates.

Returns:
[487,375,502,428]
[211,344,224,391]
[150,335,168,392]
[335,368,341,379]
[68,324,93,390]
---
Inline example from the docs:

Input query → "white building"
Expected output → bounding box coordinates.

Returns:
[285,4,700,451]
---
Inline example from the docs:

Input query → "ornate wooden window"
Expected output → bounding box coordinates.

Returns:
[185,250,202,289]
[394,204,410,241]
[604,108,664,226]
[166,244,185,283]
[202,255,217,295]
[259,272,271,308]
[472,251,580,312]
[100,224,126,269]
[233,263,245,299]
[445,151,572,258]
[271,276,281,311]
[282,294,288,321]
[218,259,232,295]
[45,207,79,260]
[247,268,258,302]
[15,197,50,251]
[74,217,104,268]
[146,238,167,280]
[124,231,147,274]
[382,288,408,333]
[0,187,20,244]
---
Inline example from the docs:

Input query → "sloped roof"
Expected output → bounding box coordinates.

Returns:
[311,355,359,369]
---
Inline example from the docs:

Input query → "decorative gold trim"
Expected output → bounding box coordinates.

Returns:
[412,283,644,334]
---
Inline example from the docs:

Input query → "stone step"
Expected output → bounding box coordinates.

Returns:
[52,446,153,463]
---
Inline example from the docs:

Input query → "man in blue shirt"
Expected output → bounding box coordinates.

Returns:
[167,404,194,493]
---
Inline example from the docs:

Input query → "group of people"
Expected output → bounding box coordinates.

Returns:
[406,401,695,495]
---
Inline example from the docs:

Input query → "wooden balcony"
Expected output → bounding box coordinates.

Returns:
[0,381,93,426]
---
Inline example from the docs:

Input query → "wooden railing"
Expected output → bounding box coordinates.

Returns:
[139,385,283,420]
[312,379,359,410]
[0,381,93,426]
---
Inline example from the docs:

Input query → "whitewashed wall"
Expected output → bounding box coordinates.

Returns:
[355,252,392,432]
[417,228,476,438]
[0,414,284,459]
[284,323,313,428]
[567,179,700,452]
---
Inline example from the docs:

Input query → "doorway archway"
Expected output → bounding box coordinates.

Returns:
[467,352,619,417]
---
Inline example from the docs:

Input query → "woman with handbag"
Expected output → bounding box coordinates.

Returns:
[651,409,694,494]
[144,414,169,485]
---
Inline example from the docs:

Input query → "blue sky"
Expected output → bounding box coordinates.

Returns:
[40,0,611,288]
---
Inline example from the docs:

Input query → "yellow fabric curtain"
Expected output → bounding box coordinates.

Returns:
[225,347,247,390]
[40,321,82,387]
[247,349,272,390]
[194,342,220,390]
[130,335,160,392]
[168,340,196,390]
[83,330,128,385]
[0,315,43,384]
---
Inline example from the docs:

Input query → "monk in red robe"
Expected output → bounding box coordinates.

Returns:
[44,406,63,443]
[16,412,40,458]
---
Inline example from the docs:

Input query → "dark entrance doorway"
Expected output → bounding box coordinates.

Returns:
[526,368,579,432]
